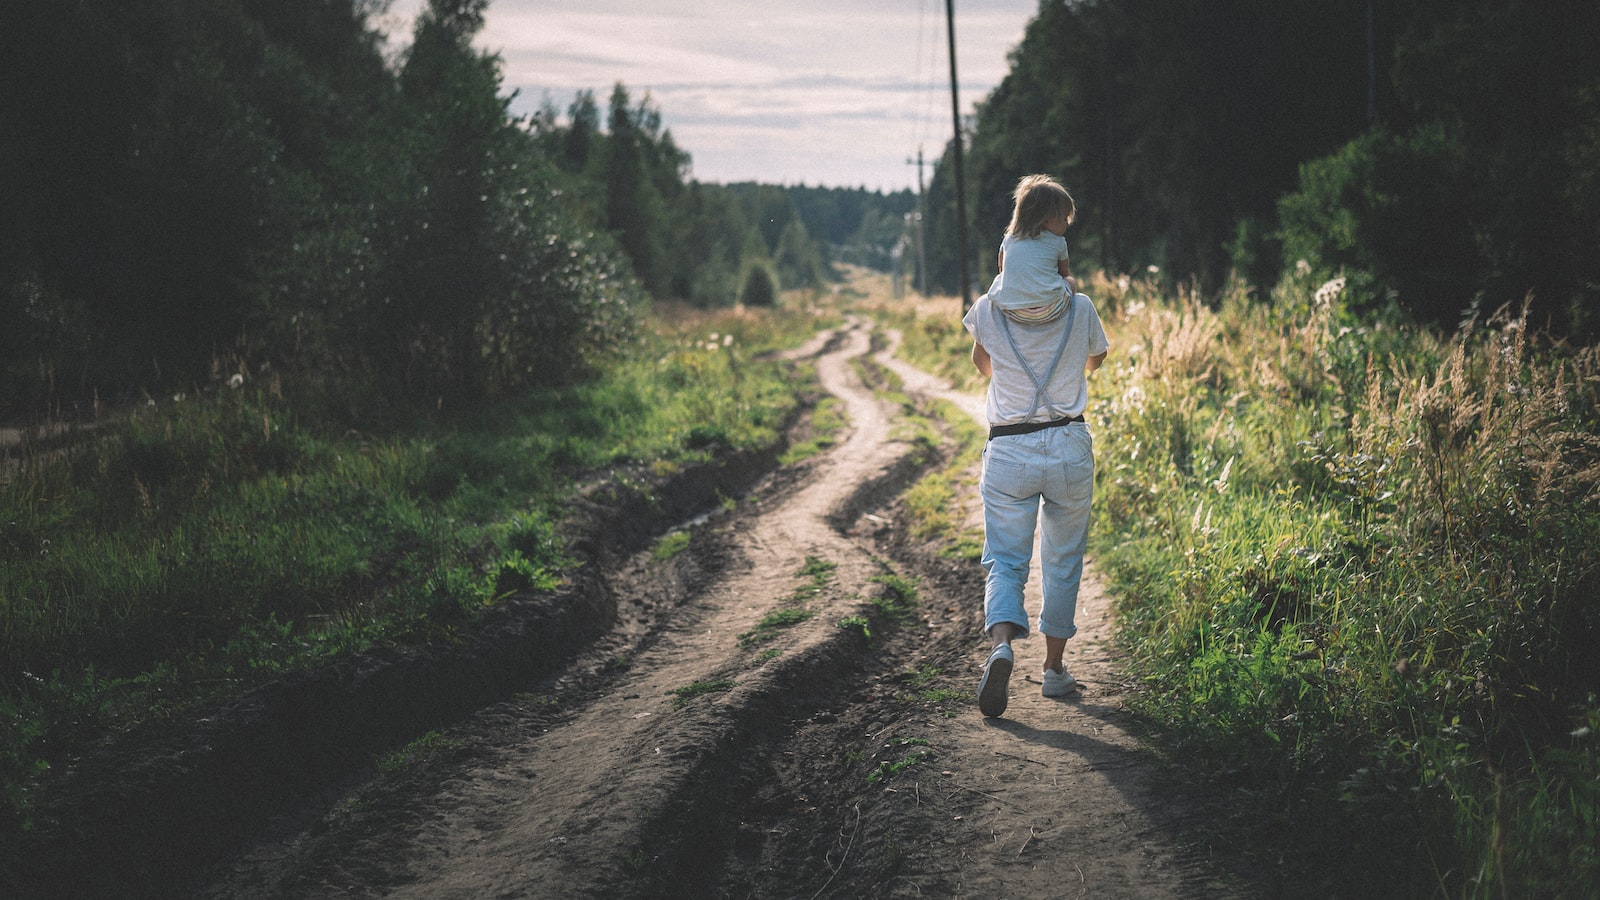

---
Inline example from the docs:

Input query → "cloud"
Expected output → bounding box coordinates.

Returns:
[384,0,1034,190]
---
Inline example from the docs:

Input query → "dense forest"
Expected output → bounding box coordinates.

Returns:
[0,0,911,421]
[924,0,1600,334]
[8,1,1599,417]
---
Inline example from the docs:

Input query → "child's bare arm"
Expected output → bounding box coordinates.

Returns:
[1059,258,1075,294]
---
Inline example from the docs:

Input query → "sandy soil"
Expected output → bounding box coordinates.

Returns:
[168,308,1252,898]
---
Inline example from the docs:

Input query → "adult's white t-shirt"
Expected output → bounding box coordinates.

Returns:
[963,292,1110,426]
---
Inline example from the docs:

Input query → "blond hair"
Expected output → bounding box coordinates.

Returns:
[1005,174,1076,238]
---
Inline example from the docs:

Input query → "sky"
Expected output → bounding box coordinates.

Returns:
[376,1,1039,192]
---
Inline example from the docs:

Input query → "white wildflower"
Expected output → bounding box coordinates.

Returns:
[1314,276,1346,307]
[228,373,245,389]
[1295,259,1312,277]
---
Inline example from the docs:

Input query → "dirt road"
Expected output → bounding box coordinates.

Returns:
[191,314,1243,898]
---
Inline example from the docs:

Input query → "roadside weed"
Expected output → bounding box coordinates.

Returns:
[869,572,919,622]
[738,608,817,647]
[779,396,847,465]
[651,530,691,562]
[667,679,737,708]
[796,555,838,586]
[867,736,933,785]
[838,615,871,640]
[898,400,985,547]
[376,729,467,776]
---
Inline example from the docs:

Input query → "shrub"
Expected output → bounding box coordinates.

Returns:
[738,262,779,307]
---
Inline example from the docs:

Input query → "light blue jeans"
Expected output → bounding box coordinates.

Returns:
[979,423,1094,640]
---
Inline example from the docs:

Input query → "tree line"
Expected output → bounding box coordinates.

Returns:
[924,0,1600,333]
[0,0,912,420]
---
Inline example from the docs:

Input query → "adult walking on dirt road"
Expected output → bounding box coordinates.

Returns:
[964,174,1109,718]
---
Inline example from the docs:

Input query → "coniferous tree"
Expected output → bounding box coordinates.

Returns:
[563,90,600,174]
[926,0,1598,329]
[602,84,670,296]
[392,0,509,391]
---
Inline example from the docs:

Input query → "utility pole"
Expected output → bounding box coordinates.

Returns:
[946,0,972,311]
[1366,0,1377,129]
[906,146,928,296]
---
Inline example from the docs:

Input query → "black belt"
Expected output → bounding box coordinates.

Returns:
[988,414,1084,440]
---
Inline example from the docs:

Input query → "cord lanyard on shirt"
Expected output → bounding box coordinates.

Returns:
[996,296,1077,422]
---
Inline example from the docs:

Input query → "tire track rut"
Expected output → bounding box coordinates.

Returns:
[204,314,925,897]
[199,313,1244,899]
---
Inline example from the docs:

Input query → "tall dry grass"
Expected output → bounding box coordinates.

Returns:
[873,266,1599,895]
[1090,270,1600,896]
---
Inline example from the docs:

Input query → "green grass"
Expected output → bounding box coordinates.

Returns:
[790,556,837,602]
[1098,276,1600,896]
[736,557,838,648]
[779,395,847,465]
[852,346,986,558]
[667,679,737,708]
[869,572,920,623]
[0,303,824,832]
[651,530,692,562]
[376,729,468,776]
[866,736,933,784]
[838,571,919,644]
[883,396,987,560]
[892,272,1600,896]
[837,614,871,639]
[738,608,818,647]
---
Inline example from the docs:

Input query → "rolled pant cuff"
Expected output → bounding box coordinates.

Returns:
[983,617,1030,640]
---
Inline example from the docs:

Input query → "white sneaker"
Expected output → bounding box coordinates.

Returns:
[978,644,1014,717]
[1041,666,1077,698]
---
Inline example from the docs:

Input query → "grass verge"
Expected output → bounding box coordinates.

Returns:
[884,273,1600,896]
[0,302,830,834]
